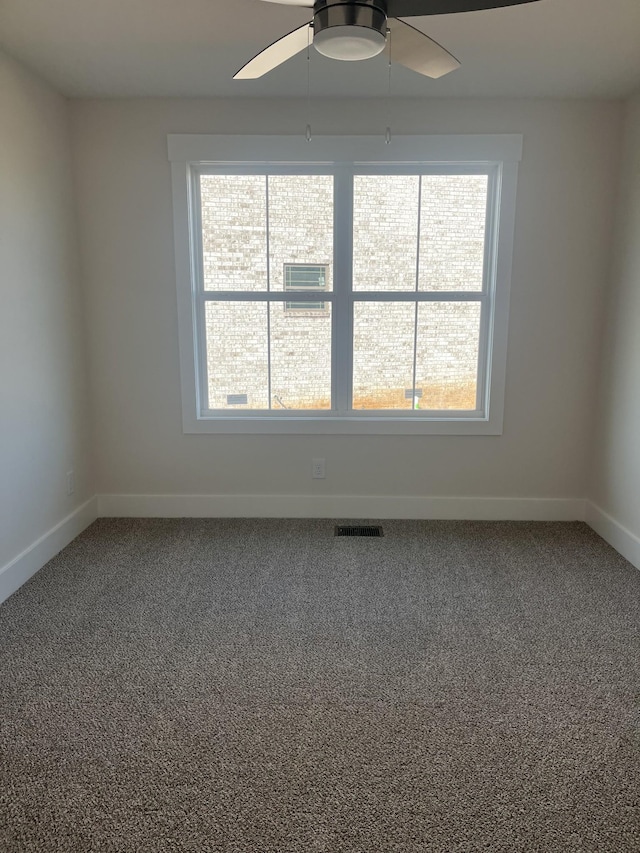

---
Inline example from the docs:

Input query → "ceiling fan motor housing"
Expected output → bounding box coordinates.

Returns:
[313,0,389,60]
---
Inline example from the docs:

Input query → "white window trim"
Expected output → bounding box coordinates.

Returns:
[169,134,521,436]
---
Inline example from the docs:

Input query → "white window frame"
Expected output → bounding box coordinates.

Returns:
[169,134,521,435]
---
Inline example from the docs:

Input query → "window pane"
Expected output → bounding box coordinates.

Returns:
[353,302,415,410]
[205,301,332,411]
[205,302,269,409]
[415,303,481,410]
[418,175,488,293]
[353,175,419,292]
[268,175,333,293]
[270,303,332,410]
[201,175,268,292]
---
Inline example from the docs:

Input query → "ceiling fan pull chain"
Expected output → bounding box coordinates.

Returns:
[385,27,392,144]
[306,24,312,142]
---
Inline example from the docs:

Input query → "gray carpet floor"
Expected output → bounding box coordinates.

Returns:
[1,519,639,852]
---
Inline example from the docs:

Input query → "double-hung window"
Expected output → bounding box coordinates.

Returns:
[169,135,521,435]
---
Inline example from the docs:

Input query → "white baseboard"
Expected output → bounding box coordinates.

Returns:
[0,497,98,605]
[585,502,640,571]
[97,493,586,522]
[2,497,633,608]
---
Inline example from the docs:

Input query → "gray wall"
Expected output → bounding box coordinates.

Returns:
[70,96,622,502]
[0,50,93,571]
[590,94,640,546]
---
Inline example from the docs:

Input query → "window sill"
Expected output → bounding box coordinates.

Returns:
[183,414,503,436]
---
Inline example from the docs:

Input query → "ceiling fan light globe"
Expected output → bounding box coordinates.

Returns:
[313,25,387,61]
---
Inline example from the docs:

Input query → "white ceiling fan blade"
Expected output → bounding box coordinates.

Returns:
[389,18,460,79]
[258,0,314,6]
[234,23,313,79]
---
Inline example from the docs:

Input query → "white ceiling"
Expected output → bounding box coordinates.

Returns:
[1,0,639,99]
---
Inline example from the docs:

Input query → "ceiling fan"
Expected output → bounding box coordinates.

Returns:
[234,0,540,80]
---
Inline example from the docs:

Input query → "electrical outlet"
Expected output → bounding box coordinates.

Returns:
[66,470,75,496]
[312,458,326,479]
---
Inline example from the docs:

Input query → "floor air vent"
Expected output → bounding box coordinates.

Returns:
[335,525,384,538]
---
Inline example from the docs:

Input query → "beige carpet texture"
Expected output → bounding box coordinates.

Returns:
[1,518,639,852]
